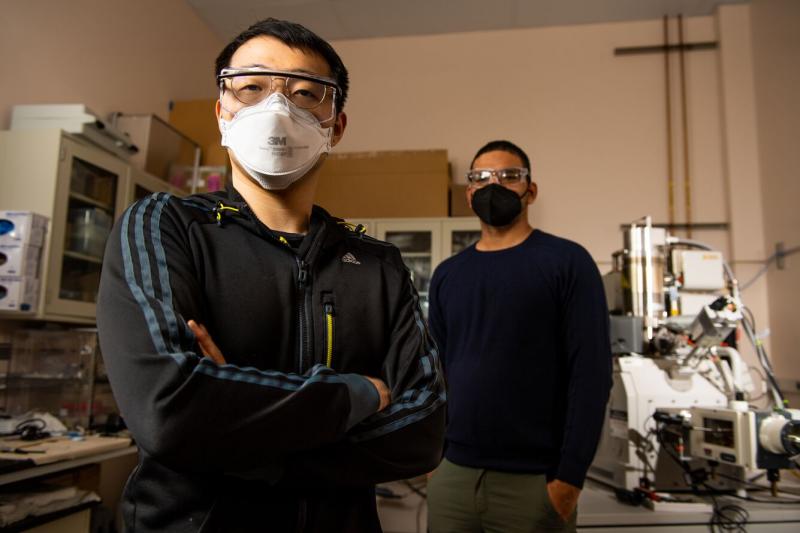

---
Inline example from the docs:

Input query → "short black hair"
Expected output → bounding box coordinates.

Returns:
[214,18,349,113]
[470,140,531,180]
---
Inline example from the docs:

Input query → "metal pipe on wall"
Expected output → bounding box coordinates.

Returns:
[663,15,676,227]
[678,14,692,238]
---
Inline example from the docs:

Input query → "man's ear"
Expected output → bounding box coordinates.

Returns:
[331,111,347,147]
[526,181,538,205]
[466,185,474,210]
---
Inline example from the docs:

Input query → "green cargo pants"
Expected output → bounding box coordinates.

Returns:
[427,458,577,533]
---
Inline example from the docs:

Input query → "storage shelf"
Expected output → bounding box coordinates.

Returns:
[7,374,87,380]
[398,252,432,258]
[62,250,103,265]
[68,191,113,211]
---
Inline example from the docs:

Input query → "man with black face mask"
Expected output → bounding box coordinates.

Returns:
[426,140,612,533]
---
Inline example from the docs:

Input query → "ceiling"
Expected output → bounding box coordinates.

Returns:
[187,0,749,42]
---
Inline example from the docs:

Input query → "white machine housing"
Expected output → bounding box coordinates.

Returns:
[591,355,728,490]
[690,407,758,469]
[591,217,762,491]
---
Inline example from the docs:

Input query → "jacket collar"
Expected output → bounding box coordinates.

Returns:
[219,184,348,261]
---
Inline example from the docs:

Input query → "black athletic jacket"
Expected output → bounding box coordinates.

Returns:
[96,187,446,532]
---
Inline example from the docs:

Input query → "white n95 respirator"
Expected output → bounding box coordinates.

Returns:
[219,93,334,190]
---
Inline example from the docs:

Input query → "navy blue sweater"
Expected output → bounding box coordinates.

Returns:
[428,229,612,488]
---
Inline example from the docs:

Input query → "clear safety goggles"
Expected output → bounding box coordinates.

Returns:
[217,67,339,123]
[466,167,529,187]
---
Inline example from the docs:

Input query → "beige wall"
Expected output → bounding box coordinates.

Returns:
[750,0,800,386]
[332,15,729,264]
[0,0,221,128]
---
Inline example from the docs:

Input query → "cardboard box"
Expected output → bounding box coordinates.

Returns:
[170,99,229,167]
[114,114,201,190]
[449,184,473,217]
[0,211,48,247]
[0,276,40,313]
[0,244,41,277]
[314,150,450,218]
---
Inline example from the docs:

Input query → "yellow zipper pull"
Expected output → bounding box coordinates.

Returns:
[324,302,335,368]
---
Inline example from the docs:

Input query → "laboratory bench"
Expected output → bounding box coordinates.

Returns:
[0,435,136,532]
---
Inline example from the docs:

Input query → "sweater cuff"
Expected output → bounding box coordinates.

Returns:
[339,373,381,430]
[555,459,589,489]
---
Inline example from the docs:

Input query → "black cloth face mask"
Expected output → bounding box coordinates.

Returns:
[471,183,528,227]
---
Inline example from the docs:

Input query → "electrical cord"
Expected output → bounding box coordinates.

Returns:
[706,491,749,532]
[722,490,800,505]
[402,479,427,533]
[654,419,800,533]
[376,479,428,533]
[653,421,750,532]
[415,496,425,533]
[740,305,756,332]
[12,418,51,441]
[740,311,785,407]
[747,365,768,403]
[402,479,427,499]
[711,471,800,499]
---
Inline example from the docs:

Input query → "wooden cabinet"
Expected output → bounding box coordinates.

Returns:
[0,129,183,323]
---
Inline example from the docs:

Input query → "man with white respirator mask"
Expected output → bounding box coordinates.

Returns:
[97,18,445,533]
[217,72,336,190]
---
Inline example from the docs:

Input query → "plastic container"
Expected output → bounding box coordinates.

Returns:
[5,329,99,429]
[68,208,112,258]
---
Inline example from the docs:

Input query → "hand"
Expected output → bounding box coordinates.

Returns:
[187,320,227,365]
[546,479,580,522]
[365,376,391,411]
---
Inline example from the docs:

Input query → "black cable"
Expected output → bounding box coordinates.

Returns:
[376,480,427,500]
[740,306,756,332]
[740,311,785,406]
[654,419,793,533]
[723,490,800,505]
[712,471,800,498]
[706,490,749,533]
[12,418,51,441]
[654,423,706,491]
[13,417,46,433]
[742,310,783,392]
[402,479,427,499]
[415,496,425,533]
[657,425,749,533]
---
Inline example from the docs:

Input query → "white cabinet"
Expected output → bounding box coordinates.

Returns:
[351,217,481,316]
[0,129,182,323]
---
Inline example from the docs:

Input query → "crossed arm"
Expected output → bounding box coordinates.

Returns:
[187,319,391,410]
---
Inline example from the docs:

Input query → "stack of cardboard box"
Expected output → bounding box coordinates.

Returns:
[0,211,48,313]
[314,150,451,218]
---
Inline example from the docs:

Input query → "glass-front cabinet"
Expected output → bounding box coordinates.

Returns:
[351,217,481,317]
[0,129,181,323]
[442,218,481,257]
[129,167,183,203]
[47,136,128,317]
[377,221,443,317]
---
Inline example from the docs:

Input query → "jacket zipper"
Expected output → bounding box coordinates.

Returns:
[324,301,335,368]
[238,203,322,374]
[295,257,311,373]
